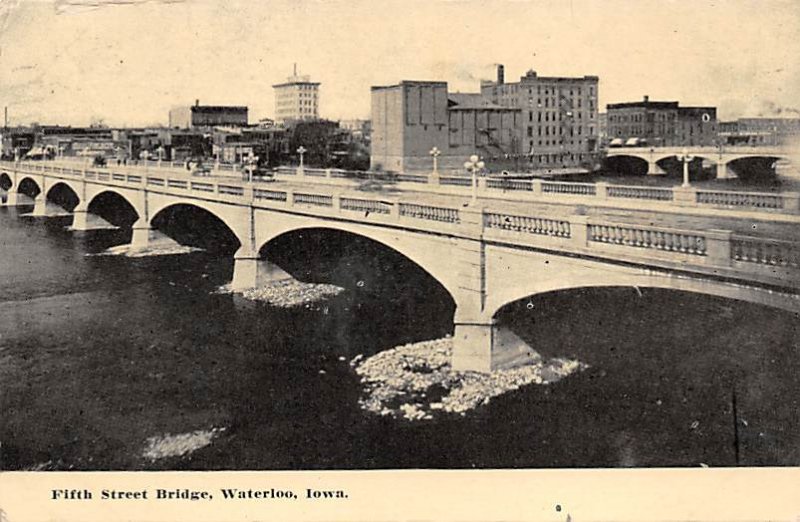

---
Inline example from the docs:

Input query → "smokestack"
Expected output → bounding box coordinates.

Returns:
[497,64,505,85]
[293,63,297,76]
[4,106,7,128]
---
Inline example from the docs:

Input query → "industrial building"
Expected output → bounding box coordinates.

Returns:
[480,65,600,172]
[370,80,521,173]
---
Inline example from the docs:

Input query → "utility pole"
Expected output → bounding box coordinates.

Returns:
[732,386,740,466]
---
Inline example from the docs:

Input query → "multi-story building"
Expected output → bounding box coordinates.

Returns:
[273,66,320,124]
[606,96,717,147]
[169,101,248,129]
[480,65,600,171]
[718,118,800,146]
[370,80,521,173]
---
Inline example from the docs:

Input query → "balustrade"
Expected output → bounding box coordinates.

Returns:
[607,185,674,201]
[696,190,783,209]
[340,197,392,214]
[732,237,799,268]
[486,179,533,192]
[294,192,333,207]
[542,181,596,196]
[399,203,460,223]
[254,189,288,202]
[588,223,707,256]
[484,212,570,237]
[217,184,244,196]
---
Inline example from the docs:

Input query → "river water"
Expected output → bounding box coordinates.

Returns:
[1,204,799,470]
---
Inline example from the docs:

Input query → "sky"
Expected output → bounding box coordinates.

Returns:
[0,0,799,127]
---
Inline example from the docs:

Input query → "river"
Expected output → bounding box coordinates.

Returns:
[1,204,798,470]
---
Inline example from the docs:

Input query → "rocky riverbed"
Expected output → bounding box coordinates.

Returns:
[219,279,345,308]
[354,337,587,421]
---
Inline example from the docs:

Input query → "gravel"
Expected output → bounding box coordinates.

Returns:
[354,337,587,421]
[219,279,345,308]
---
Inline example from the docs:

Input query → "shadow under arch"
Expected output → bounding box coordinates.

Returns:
[16,177,41,199]
[726,155,782,183]
[257,227,457,348]
[603,155,649,176]
[45,182,80,212]
[493,284,799,364]
[87,190,141,228]
[149,203,242,254]
[0,172,11,190]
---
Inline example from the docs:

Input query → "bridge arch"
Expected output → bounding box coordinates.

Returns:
[86,190,141,228]
[16,177,41,199]
[148,202,243,253]
[255,221,463,303]
[0,172,12,190]
[45,181,81,212]
[484,256,800,321]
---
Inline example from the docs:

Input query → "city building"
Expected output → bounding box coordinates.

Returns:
[480,65,600,171]
[370,80,521,173]
[273,66,320,124]
[718,117,800,146]
[0,128,36,159]
[169,101,248,129]
[606,96,717,147]
[212,125,289,166]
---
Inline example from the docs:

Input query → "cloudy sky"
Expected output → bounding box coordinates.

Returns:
[0,0,798,126]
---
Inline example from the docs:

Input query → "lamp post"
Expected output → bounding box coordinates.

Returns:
[464,154,485,205]
[245,151,259,183]
[429,146,441,177]
[677,147,694,188]
[297,146,307,169]
[156,146,164,168]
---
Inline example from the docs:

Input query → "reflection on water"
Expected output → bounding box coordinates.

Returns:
[0,206,798,470]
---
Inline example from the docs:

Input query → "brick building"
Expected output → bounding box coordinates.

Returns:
[606,96,717,147]
[719,118,800,146]
[370,80,521,173]
[169,101,248,129]
[480,65,600,171]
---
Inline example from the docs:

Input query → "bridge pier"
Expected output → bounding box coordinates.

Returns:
[452,320,540,373]
[716,162,738,180]
[1,191,33,206]
[69,203,118,231]
[647,160,666,176]
[231,248,294,291]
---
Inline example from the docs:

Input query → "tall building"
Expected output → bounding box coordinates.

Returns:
[370,80,521,173]
[273,66,320,124]
[169,100,248,129]
[606,96,717,147]
[480,65,600,171]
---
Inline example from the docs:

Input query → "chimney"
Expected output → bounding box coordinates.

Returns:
[293,63,297,76]
[497,64,505,85]
[643,95,649,103]
[195,99,200,107]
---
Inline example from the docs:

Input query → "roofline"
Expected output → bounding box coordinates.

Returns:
[272,82,321,88]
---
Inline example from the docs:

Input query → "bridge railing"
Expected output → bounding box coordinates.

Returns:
[5,159,799,216]
[4,159,799,290]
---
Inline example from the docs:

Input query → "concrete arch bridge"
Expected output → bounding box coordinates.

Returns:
[2,161,799,372]
[605,146,793,178]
